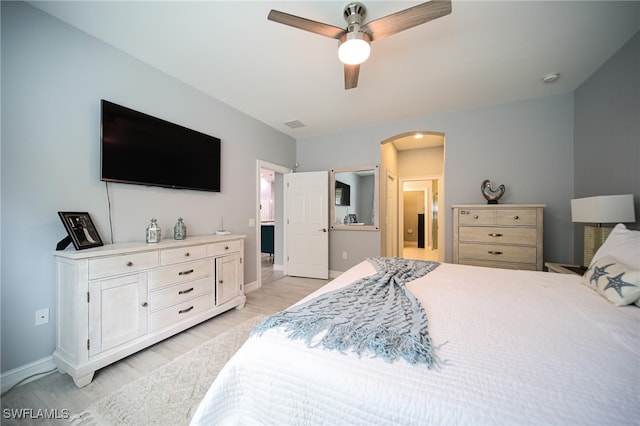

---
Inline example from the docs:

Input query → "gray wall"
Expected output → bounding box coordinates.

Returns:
[573,31,640,263]
[1,2,295,372]
[297,93,575,270]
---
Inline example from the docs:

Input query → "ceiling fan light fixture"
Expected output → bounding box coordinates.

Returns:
[268,0,452,89]
[338,32,371,65]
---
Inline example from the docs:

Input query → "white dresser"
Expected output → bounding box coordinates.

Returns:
[53,234,245,387]
[452,204,545,271]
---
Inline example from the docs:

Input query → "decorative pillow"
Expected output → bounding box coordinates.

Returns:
[582,255,640,306]
[590,223,640,271]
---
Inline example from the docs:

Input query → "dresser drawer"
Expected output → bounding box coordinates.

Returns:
[496,209,537,226]
[89,251,159,280]
[149,293,214,332]
[458,243,537,264]
[149,277,214,311]
[457,209,495,225]
[459,259,538,271]
[208,240,242,257]
[148,259,213,290]
[160,244,208,266]
[459,226,537,245]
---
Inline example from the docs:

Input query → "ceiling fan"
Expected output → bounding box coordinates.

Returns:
[267,0,452,90]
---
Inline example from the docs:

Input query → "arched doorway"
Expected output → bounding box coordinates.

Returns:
[380,131,445,261]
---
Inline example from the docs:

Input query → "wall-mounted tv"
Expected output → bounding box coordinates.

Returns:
[101,99,221,192]
[335,180,350,206]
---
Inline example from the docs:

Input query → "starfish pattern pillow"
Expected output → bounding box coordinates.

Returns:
[582,255,640,306]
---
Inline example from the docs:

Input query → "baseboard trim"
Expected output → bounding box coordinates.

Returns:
[1,356,57,394]
[329,270,343,279]
[244,279,259,293]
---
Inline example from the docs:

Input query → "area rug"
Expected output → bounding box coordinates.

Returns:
[70,316,263,426]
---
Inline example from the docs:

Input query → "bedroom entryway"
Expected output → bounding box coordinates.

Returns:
[257,162,329,287]
[257,160,291,288]
[380,132,445,262]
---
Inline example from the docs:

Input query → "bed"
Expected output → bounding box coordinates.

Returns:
[191,224,640,425]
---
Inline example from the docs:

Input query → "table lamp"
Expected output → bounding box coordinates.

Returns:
[571,194,635,266]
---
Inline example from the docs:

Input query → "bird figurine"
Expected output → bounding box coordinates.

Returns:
[481,179,506,204]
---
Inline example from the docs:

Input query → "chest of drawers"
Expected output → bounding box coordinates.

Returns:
[452,204,545,271]
[53,234,245,387]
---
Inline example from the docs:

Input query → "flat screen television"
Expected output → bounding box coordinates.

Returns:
[101,99,221,192]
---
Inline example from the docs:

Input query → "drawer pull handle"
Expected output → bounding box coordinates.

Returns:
[218,279,223,284]
[473,215,479,219]
[184,252,190,257]
[126,261,133,267]
[142,302,148,307]
[513,215,519,220]
[488,233,503,237]
[488,251,503,255]
[178,287,194,295]
[178,269,194,276]
[225,246,229,250]
[179,306,194,314]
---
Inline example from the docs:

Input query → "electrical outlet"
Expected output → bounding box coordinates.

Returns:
[35,308,49,326]
[342,251,348,259]
[248,218,256,227]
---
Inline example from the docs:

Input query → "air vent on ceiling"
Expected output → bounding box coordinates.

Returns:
[283,120,306,129]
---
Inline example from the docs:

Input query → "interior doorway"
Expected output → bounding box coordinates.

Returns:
[400,177,440,261]
[380,131,445,262]
[256,160,291,290]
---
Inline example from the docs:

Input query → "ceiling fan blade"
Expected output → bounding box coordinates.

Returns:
[268,10,346,39]
[363,0,452,41]
[344,64,360,90]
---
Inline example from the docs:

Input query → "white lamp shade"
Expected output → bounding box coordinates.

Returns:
[571,194,635,223]
[338,32,371,65]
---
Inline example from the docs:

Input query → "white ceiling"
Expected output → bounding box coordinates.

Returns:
[30,1,640,141]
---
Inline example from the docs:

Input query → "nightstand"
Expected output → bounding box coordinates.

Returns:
[545,262,587,275]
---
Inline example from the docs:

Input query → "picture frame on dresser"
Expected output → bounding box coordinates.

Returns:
[57,211,103,250]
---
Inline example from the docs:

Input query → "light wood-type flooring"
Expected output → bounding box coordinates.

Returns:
[1,261,328,425]
[402,244,439,261]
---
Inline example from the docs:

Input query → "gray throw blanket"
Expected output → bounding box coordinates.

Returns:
[252,257,440,366]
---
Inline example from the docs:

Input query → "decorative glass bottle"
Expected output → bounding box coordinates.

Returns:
[174,217,187,240]
[146,218,161,243]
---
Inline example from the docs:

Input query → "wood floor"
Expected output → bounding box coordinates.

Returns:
[402,244,439,261]
[0,268,328,425]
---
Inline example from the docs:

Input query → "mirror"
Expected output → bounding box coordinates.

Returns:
[330,165,379,230]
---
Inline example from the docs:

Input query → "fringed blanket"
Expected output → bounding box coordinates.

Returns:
[252,257,440,366]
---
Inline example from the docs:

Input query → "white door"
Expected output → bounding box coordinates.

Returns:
[285,171,329,279]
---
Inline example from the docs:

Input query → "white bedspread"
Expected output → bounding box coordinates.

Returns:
[191,261,640,425]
